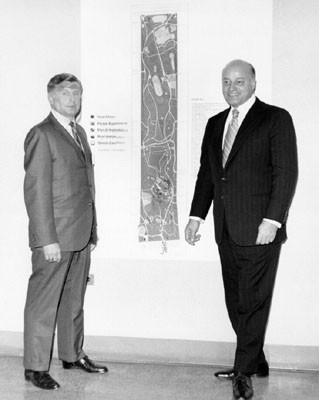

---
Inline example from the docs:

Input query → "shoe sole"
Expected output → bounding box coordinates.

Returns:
[215,371,269,378]
[63,365,108,373]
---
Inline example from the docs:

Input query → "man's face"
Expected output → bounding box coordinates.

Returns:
[222,62,256,107]
[48,81,82,119]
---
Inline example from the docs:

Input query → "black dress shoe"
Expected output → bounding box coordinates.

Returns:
[214,361,269,379]
[62,356,108,373]
[24,370,60,390]
[232,372,253,399]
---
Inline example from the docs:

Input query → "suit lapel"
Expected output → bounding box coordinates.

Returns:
[76,125,90,162]
[224,98,266,169]
[48,113,87,164]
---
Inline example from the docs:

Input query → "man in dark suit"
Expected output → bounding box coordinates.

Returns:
[185,60,298,399]
[23,73,108,390]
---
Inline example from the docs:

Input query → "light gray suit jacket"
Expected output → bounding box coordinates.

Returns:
[24,112,97,251]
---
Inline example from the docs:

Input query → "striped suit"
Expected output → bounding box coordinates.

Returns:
[190,97,298,373]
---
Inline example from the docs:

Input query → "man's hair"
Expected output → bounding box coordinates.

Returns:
[47,73,83,93]
[249,63,256,80]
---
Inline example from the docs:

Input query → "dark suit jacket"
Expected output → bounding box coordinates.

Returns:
[24,113,97,251]
[190,98,298,246]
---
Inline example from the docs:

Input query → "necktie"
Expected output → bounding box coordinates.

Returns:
[222,108,239,167]
[69,121,82,148]
[69,121,86,160]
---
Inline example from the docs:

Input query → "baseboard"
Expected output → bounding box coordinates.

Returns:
[1,331,318,371]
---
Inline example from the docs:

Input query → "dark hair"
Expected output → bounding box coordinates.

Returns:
[249,64,256,80]
[47,73,83,93]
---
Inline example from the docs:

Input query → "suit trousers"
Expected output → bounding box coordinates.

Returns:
[24,245,91,371]
[218,224,281,375]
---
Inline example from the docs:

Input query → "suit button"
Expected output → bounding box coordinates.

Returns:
[88,202,92,207]
[221,177,226,181]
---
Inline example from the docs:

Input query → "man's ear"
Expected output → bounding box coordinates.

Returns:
[47,92,54,106]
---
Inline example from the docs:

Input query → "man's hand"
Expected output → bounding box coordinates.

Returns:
[43,243,61,263]
[256,220,278,245]
[185,219,201,246]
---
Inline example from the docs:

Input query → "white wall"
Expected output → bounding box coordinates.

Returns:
[0,0,318,353]
[269,0,319,345]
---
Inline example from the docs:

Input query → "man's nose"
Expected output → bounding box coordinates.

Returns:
[70,94,76,102]
[229,82,236,91]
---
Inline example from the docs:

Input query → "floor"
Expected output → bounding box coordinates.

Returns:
[1,356,318,400]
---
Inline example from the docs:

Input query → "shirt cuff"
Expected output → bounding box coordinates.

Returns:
[263,218,282,228]
[189,216,204,223]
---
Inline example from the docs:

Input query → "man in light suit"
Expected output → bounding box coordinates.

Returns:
[23,73,108,390]
[185,60,298,399]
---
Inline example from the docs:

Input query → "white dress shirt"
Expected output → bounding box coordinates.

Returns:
[51,109,75,137]
[222,95,256,147]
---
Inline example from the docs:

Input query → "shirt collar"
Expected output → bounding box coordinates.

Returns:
[51,109,75,129]
[231,94,256,118]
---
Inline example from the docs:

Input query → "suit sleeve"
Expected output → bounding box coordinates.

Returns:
[265,109,298,223]
[24,128,58,248]
[189,119,215,219]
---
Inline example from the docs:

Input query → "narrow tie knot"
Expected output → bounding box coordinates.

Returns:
[232,108,239,118]
[69,121,77,137]
[69,121,77,134]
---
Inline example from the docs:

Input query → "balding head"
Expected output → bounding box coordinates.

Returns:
[222,60,256,107]
[223,60,256,80]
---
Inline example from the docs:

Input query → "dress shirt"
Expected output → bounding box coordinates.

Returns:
[51,109,75,137]
[190,95,281,229]
[222,95,256,147]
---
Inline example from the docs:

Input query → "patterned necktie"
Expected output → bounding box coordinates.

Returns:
[222,108,239,167]
[69,121,82,148]
[69,121,85,160]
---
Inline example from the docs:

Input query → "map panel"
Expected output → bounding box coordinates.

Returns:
[139,13,179,245]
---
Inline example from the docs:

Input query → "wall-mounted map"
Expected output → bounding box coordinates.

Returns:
[139,13,179,245]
